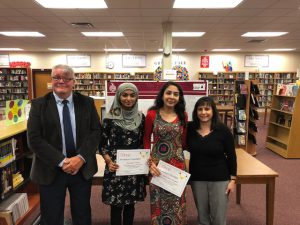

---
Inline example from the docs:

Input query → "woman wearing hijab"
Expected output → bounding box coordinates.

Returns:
[101,83,147,225]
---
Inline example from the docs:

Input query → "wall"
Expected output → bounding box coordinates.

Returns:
[7,52,300,80]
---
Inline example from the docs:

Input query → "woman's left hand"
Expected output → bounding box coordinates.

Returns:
[225,180,236,195]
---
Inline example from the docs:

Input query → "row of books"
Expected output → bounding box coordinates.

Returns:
[276,83,299,97]
[0,139,16,168]
[0,193,29,223]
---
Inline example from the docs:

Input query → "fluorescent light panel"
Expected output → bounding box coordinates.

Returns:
[0,32,45,37]
[158,49,186,52]
[49,48,78,51]
[82,32,124,37]
[172,32,205,37]
[0,48,23,51]
[34,0,107,8]
[242,32,288,37]
[212,49,240,51]
[104,49,131,52]
[173,0,244,8]
[265,48,296,51]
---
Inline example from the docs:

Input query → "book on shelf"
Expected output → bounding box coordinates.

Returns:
[237,135,246,146]
[0,193,29,224]
[237,122,246,133]
[276,83,299,96]
[279,99,294,112]
[239,84,248,94]
[238,110,246,120]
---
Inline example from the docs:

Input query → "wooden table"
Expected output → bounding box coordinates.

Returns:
[217,105,234,125]
[236,148,278,225]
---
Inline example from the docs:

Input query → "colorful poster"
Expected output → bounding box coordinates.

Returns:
[200,56,209,68]
[5,99,29,126]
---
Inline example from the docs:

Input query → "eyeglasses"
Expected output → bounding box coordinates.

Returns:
[51,76,74,82]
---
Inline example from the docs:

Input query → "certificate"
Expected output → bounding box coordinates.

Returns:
[150,160,190,197]
[116,149,150,176]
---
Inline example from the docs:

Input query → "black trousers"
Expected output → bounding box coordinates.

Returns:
[111,204,135,225]
[39,170,92,225]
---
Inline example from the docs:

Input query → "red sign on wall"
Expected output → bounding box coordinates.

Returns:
[200,56,209,68]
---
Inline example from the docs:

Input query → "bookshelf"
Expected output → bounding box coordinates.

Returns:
[234,80,259,155]
[0,68,31,108]
[74,72,154,96]
[0,120,40,224]
[248,72,298,107]
[199,72,245,106]
[266,84,300,158]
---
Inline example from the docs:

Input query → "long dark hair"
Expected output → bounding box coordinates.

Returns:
[149,82,186,126]
[191,96,221,130]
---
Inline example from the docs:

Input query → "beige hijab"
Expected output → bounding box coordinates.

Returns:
[106,83,142,130]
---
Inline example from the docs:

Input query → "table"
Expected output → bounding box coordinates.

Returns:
[236,148,278,225]
[217,105,234,125]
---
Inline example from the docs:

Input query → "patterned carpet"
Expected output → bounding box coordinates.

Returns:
[64,112,300,225]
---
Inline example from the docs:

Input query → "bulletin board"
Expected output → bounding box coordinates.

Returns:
[105,80,208,120]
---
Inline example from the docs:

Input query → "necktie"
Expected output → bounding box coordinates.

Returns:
[62,100,76,157]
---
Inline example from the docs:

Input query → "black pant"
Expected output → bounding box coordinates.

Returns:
[111,204,135,225]
[39,170,92,225]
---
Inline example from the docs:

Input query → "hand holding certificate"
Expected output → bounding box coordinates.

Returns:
[150,160,190,197]
[116,149,150,176]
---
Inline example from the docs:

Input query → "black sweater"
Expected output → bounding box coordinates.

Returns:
[187,122,237,181]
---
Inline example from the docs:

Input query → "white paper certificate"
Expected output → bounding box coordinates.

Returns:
[150,160,191,197]
[116,149,150,176]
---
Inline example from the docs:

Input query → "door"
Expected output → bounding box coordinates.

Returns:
[32,70,52,98]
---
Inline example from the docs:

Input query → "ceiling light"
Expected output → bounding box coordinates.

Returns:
[173,0,244,8]
[172,32,205,37]
[34,0,107,8]
[0,32,45,37]
[158,49,186,52]
[104,49,132,52]
[0,48,23,51]
[212,49,240,51]
[265,48,296,51]
[242,32,288,37]
[49,48,78,51]
[82,32,124,37]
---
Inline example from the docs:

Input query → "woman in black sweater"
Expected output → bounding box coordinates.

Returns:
[186,96,237,225]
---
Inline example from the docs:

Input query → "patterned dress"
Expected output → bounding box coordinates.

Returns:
[101,116,147,206]
[144,110,187,225]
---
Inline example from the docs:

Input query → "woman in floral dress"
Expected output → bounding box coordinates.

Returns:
[144,82,188,225]
[101,83,146,225]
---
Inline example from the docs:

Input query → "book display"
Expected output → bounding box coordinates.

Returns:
[266,84,300,158]
[0,68,31,108]
[248,72,298,107]
[199,72,245,106]
[234,80,259,155]
[0,121,40,225]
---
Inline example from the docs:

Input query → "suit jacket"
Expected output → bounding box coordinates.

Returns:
[27,92,101,185]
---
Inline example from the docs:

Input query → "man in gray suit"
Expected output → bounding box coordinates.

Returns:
[27,64,101,225]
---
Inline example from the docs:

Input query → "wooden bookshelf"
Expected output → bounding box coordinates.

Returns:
[199,72,245,106]
[74,72,154,96]
[0,120,40,225]
[248,72,298,108]
[0,68,31,108]
[266,86,300,158]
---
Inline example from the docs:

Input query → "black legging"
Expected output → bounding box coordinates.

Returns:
[111,204,135,225]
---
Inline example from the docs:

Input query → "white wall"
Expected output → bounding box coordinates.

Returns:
[7,52,300,80]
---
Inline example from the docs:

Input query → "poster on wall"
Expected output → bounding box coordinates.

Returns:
[6,99,29,125]
[0,54,10,66]
[200,56,209,68]
[244,55,269,67]
[66,54,91,67]
[122,54,146,68]
[106,81,207,119]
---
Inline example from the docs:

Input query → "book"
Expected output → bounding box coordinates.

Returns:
[237,122,246,133]
[238,110,246,120]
